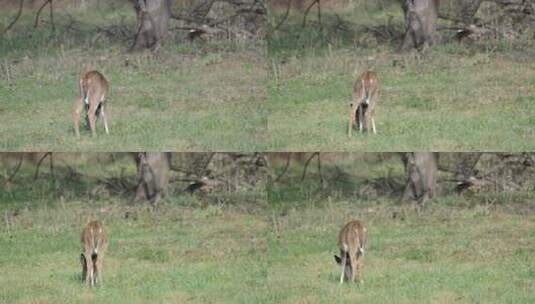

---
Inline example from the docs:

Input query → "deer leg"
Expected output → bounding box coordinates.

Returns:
[88,102,98,137]
[100,103,110,135]
[80,254,87,283]
[86,259,94,287]
[93,259,100,286]
[72,97,84,138]
[349,252,358,283]
[340,252,347,284]
[356,259,362,283]
[358,105,364,132]
[348,105,355,138]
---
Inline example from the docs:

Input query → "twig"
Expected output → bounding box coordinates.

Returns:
[49,152,55,179]
[302,0,319,27]
[301,152,320,181]
[273,154,291,183]
[6,154,23,183]
[271,0,292,32]
[34,0,52,28]
[3,59,11,84]
[4,211,11,236]
[317,152,324,188]
[1,0,24,35]
[34,152,52,180]
[317,0,322,32]
[49,0,55,33]
[202,153,215,172]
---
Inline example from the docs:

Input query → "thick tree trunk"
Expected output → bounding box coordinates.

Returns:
[401,152,438,210]
[400,0,439,51]
[135,152,170,205]
[131,0,171,51]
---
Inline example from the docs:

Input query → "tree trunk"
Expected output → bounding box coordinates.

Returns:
[401,152,438,210]
[400,0,439,51]
[135,152,170,205]
[131,0,171,52]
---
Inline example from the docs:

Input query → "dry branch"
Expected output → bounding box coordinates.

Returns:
[1,0,24,35]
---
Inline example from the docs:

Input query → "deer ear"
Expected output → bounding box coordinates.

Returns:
[334,255,342,264]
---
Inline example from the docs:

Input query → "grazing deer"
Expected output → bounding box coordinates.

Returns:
[348,71,379,137]
[81,220,108,287]
[72,70,110,137]
[334,220,367,284]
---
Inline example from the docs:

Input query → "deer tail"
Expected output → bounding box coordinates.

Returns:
[93,236,99,255]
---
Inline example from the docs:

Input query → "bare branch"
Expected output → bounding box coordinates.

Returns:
[271,0,292,33]
[1,0,24,35]
[34,152,52,180]
[273,154,291,183]
[302,0,320,27]
[6,154,23,183]
[34,0,52,28]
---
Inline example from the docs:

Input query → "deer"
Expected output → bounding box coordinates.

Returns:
[334,220,367,284]
[72,69,110,137]
[348,71,379,137]
[81,220,108,287]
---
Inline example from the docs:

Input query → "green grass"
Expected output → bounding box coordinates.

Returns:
[265,154,535,303]
[0,202,269,304]
[265,202,535,304]
[266,5,535,151]
[1,153,535,303]
[0,155,269,303]
[0,5,267,151]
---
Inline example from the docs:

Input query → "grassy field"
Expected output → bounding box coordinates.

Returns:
[0,203,270,304]
[266,154,535,303]
[1,153,534,303]
[0,4,267,151]
[266,201,535,304]
[266,4,535,151]
[0,155,269,304]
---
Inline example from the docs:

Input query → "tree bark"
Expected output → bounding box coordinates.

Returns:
[400,0,439,51]
[131,0,171,51]
[135,152,170,205]
[401,152,438,210]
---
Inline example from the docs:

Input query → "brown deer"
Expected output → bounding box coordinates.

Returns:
[334,220,367,284]
[72,70,110,137]
[348,71,379,137]
[81,220,108,287]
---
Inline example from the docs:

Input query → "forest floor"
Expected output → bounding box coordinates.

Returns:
[266,4,535,151]
[0,3,267,151]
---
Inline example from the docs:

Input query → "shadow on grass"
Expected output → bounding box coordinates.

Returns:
[0,5,135,57]
[268,11,404,57]
[268,160,405,210]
